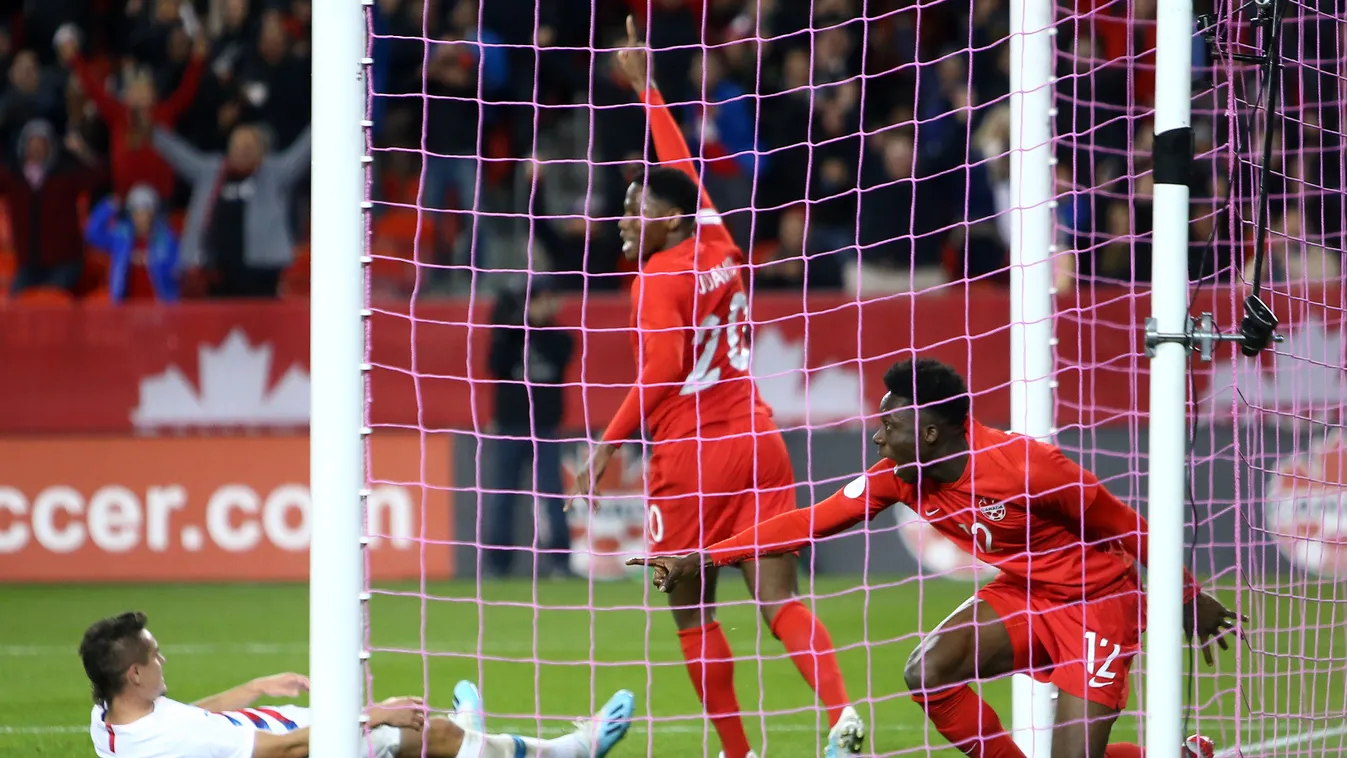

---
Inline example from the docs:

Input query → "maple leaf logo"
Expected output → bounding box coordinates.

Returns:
[131,328,310,428]
[751,326,863,424]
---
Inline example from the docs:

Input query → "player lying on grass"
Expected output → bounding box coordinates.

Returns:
[82,611,634,758]
[632,358,1242,758]
[571,16,860,758]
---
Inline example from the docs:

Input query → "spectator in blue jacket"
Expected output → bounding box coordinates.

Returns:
[84,183,180,302]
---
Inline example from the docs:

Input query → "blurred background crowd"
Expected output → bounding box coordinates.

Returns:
[0,0,1340,304]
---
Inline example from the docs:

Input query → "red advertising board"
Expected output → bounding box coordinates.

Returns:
[0,433,453,582]
[0,284,1341,434]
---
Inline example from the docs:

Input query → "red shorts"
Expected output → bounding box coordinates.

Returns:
[645,416,796,553]
[976,575,1144,710]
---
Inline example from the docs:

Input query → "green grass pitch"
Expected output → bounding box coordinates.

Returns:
[1,576,1341,756]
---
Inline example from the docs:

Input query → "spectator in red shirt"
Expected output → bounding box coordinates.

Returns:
[55,24,205,200]
[2,119,107,295]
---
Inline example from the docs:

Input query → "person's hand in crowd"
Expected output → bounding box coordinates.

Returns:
[64,131,90,158]
[53,24,80,66]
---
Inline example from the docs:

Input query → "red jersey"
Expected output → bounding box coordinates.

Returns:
[708,420,1200,603]
[601,89,771,446]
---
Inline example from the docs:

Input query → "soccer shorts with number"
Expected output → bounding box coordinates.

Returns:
[645,414,796,554]
[976,574,1143,710]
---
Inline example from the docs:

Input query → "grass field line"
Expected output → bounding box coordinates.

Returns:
[1213,721,1347,758]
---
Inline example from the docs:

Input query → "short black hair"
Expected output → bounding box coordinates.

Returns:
[79,612,151,707]
[635,167,701,227]
[883,357,970,427]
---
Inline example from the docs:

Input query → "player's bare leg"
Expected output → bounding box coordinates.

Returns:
[666,564,754,758]
[905,596,1024,757]
[1051,692,1121,758]
[740,554,861,755]
[1050,690,1216,758]
[399,687,634,758]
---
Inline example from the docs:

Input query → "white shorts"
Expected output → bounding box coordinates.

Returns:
[282,706,403,758]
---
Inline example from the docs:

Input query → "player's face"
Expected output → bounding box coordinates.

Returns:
[129,630,168,698]
[619,182,672,261]
[873,392,931,475]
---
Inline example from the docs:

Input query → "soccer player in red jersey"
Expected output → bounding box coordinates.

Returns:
[571,18,862,758]
[633,357,1241,758]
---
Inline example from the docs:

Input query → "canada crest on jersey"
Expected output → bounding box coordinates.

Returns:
[976,496,1007,522]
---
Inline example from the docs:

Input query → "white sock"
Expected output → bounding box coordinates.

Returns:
[457,729,587,758]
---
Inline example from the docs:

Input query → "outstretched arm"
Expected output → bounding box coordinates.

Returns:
[630,461,904,589]
[617,16,735,251]
[193,673,309,712]
[704,489,874,566]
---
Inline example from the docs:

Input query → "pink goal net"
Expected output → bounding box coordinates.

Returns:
[362,0,1347,755]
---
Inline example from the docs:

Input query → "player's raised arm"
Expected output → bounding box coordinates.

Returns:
[192,673,309,712]
[615,16,735,250]
[629,460,902,591]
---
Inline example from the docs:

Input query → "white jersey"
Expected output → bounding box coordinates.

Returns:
[89,697,399,758]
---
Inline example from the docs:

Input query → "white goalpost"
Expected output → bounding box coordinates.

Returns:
[309,2,368,758]
[1146,0,1196,753]
[1008,0,1060,752]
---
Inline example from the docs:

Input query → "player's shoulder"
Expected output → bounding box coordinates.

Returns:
[973,420,1057,462]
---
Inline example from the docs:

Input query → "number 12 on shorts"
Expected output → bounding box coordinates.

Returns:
[1083,630,1122,689]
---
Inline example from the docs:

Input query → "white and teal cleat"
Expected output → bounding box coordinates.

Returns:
[824,705,866,758]
[450,680,485,734]
[572,689,635,758]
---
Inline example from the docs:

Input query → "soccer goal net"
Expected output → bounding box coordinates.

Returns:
[333,0,1347,755]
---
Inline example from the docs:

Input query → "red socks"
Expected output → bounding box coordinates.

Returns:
[912,686,1026,758]
[1104,745,1144,757]
[770,600,852,726]
[678,622,752,758]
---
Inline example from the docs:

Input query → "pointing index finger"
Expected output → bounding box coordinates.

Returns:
[626,15,638,45]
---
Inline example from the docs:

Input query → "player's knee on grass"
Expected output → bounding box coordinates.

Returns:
[399,717,463,758]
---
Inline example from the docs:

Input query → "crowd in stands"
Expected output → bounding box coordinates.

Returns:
[0,0,312,303]
[0,0,1340,303]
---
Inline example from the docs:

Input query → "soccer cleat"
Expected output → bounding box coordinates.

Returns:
[1183,734,1215,758]
[824,705,866,758]
[571,689,635,758]
[451,680,485,733]
[718,752,758,758]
